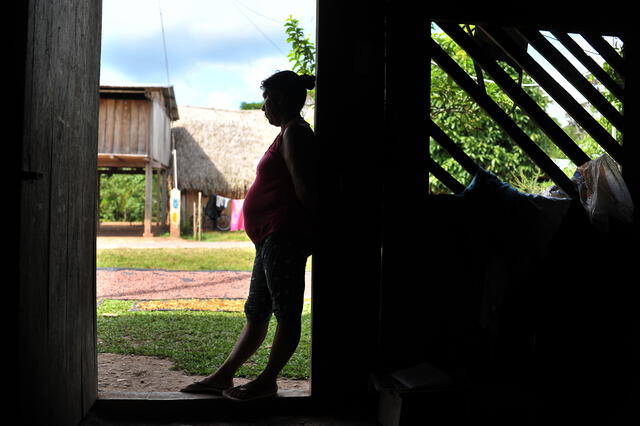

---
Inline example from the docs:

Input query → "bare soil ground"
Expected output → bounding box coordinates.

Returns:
[98,353,309,394]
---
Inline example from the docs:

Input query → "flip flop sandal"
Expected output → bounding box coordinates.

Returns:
[222,384,278,402]
[179,380,228,395]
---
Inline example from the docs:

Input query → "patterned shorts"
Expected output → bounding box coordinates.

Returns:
[244,232,312,323]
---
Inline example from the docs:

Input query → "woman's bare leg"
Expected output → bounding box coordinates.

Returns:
[223,318,301,398]
[181,320,269,391]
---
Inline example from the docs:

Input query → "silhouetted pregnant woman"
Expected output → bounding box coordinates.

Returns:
[181,70,316,402]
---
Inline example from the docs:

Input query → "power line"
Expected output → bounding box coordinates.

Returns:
[231,0,285,55]
[158,1,171,85]
[234,0,284,24]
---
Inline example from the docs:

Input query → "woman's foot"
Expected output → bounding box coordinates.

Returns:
[180,373,234,394]
[222,376,278,402]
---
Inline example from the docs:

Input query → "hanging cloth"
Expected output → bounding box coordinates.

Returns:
[230,199,245,231]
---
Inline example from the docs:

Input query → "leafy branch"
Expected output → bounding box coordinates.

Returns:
[284,15,316,76]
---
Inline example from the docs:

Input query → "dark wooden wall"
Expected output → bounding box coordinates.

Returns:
[314,2,639,422]
[312,0,385,408]
[18,0,102,425]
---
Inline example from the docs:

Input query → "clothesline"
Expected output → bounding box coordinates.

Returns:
[204,193,245,231]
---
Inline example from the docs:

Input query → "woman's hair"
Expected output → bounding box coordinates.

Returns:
[261,70,316,113]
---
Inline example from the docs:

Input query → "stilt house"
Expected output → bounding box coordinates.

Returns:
[97,85,179,235]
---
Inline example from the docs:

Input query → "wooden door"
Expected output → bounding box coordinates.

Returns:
[19,1,102,424]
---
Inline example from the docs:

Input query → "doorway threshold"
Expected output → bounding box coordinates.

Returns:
[93,390,313,421]
[98,389,310,400]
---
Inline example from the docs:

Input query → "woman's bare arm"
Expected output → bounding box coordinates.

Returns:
[281,124,317,212]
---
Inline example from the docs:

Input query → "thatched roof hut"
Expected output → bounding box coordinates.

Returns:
[171,106,280,199]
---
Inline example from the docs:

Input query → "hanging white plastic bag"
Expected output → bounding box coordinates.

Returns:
[577,154,634,231]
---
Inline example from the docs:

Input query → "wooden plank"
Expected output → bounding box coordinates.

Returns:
[421,10,625,35]
[97,154,149,168]
[438,22,590,166]
[144,163,153,237]
[430,38,578,197]
[478,26,623,162]
[102,98,116,154]
[377,3,433,375]
[621,34,639,222]
[130,99,141,154]
[426,156,466,193]
[139,100,151,156]
[112,98,124,154]
[93,390,312,420]
[551,31,624,101]
[156,170,162,226]
[429,118,481,175]
[581,33,625,78]
[161,170,168,226]
[98,98,107,152]
[20,0,101,424]
[520,28,624,130]
[98,167,145,175]
[20,0,53,416]
[119,99,132,154]
[99,98,153,157]
[313,0,385,404]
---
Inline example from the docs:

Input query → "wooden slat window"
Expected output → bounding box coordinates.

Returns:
[428,22,625,196]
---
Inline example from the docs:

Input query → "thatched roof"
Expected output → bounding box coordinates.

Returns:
[171,106,280,199]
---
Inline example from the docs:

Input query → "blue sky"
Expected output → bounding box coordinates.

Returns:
[102,3,620,122]
[100,0,316,110]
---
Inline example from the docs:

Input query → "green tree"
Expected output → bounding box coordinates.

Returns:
[284,15,316,76]
[565,41,623,158]
[284,15,316,117]
[99,172,160,223]
[430,27,555,193]
[240,101,264,110]
[283,21,556,193]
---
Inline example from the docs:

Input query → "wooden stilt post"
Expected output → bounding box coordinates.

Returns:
[197,191,202,240]
[155,169,161,227]
[193,201,196,239]
[143,163,153,237]
[96,171,101,232]
[161,170,167,228]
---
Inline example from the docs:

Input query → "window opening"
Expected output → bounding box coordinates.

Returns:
[429,22,624,196]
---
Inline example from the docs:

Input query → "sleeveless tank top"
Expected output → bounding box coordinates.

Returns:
[242,120,313,244]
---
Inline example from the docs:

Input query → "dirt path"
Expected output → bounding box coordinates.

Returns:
[99,353,310,394]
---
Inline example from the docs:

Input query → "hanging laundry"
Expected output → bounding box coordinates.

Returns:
[204,194,219,222]
[216,195,230,209]
[230,199,245,231]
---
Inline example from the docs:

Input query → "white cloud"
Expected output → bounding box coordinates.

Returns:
[99,65,132,85]
[102,0,316,40]
[168,56,294,109]
[205,91,237,110]
[242,56,293,88]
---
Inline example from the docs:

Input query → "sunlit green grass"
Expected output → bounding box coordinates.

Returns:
[97,248,312,271]
[156,230,252,242]
[97,248,257,271]
[97,299,311,379]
